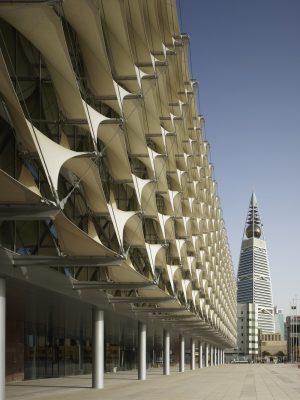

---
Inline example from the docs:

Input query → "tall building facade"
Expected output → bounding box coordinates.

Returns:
[237,303,259,360]
[286,316,300,362]
[274,307,285,339]
[0,0,236,394]
[237,193,274,333]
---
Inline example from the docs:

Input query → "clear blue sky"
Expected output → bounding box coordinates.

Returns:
[179,0,300,316]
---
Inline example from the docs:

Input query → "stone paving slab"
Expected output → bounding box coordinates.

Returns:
[6,363,300,400]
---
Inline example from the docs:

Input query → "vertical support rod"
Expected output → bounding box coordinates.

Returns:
[92,308,104,389]
[163,329,170,375]
[198,341,203,368]
[0,278,5,400]
[138,321,147,380]
[190,338,195,370]
[210,345,214,366]
[179,334,185,372]
[205,343,209,367]
[215,347,217,365]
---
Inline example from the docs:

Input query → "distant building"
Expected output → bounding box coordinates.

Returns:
[262,333,281,341]
[261,332,287,359]
[237,193,275,333]
[286,316,300,362]
[237,303,259,360]
[274,307,285,339]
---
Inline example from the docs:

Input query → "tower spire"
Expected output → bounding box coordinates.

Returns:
[245,192,262,239]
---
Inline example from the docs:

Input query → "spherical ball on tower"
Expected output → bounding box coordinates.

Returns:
[246,224,261,238]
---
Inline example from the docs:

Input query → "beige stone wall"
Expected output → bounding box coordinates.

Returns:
[261,340,287,356]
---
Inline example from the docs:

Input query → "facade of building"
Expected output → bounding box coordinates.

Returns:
[261,333,287,360]
[286,316,300,362]
[237,193,274,333]
[0,1,237,397]
[237,303,259,360]
[274,307,285,339]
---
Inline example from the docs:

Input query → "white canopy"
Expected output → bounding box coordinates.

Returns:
[54,212,117,257]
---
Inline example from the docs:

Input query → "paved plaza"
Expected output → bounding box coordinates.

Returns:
[6,363,300,400]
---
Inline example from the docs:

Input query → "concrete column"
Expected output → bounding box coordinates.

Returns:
[138,321,147,380]
[92,308,104,389]
[214,348,217,365]
[179,335,185,372]
[0,278,5,400]
[210,345,214,366]
[190,338,195,370]
[198,341,203,368]
[205,343,209,367]
[163,329,170,375]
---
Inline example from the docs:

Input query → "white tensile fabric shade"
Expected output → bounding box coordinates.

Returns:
[108,197,145,249]
[0,53,36,151]
[18,165,41,197]
[132,175,157,217]
[63,157,109,215]
[54,212,117,257]
[123,98,149,156]
[145,243,166,275]
[0,6,87,120]
[98,123,132,182]
[141,78,164,135]
[100,0,136,80]
[195,269,202,288]
[0,169,41,204]
[179,279,192,303]
[192,290,200,309]
[26,123,87,193]
[126,1,154,67]
[157,213,175,241]
[108,257,152,284]
[165,264,182,294]
[62,0,117,102]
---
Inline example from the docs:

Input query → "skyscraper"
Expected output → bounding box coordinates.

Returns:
[274,307,285,339]
[237,193,275,333]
